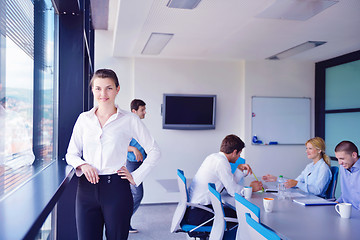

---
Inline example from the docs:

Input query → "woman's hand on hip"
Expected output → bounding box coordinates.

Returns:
[78,163,99,184]
[117,166,136,185]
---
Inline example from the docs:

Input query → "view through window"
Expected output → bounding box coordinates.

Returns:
[0,0,57,200]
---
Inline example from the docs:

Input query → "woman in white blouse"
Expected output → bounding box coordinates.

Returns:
[66,69,160,240]
[262,137,332,197]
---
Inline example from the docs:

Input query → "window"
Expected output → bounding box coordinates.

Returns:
[324,60,360,153]
[315,51,360,158]
[0,0,57,200]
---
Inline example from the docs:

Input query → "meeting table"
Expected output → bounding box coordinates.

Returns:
[222,188,360,240]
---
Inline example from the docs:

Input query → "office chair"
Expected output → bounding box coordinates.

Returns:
[324,166,339,200]
[245,213,281,240]
[171,169,214,240]
[234,193,260,240]
[208,183,238,240]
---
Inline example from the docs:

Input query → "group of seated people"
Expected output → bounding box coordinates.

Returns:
[184,134,360,229]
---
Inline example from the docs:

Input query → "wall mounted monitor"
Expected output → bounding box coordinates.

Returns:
[162,94,216,130]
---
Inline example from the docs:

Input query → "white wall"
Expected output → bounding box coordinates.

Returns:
[133,58,245,203]
[94,30,134,110]
[243,61,316,181]
[95,30,316,203]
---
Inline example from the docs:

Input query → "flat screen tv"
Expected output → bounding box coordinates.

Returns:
[162,94,216,130]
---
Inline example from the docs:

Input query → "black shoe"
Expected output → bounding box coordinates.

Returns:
[129,226,138,233]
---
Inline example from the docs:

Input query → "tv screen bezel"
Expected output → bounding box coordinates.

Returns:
[162,93,216,130]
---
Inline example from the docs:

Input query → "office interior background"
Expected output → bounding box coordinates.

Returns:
[0,0,359,239]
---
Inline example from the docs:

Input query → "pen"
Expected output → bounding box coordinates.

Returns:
[252,172,264,192]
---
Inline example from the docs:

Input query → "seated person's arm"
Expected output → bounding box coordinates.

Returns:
[250,180,263,192]
[237,163,252,176]
[284,179,298,188]
[262,174,277,182]
[293,167,331,195]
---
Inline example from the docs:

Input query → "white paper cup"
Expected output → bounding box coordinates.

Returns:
[335,203,352,218]
[241,186,253,199]
[263,197,274,212]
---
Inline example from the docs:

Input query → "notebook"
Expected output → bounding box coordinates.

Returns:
[293,198,336,206]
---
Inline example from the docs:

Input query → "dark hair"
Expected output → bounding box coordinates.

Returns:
[335,141,359,156]
[130,99,146,111]
[90,69,119,88]
[220,134,245,154]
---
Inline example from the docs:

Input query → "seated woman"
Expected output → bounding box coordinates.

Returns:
[262,137,332,198]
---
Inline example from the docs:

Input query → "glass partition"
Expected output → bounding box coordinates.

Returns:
[325,112,360,155]
[325,60,360,110]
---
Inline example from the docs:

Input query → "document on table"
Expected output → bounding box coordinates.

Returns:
[293,198,337,206]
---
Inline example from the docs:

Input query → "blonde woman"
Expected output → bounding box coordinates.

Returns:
[263,137,332,197]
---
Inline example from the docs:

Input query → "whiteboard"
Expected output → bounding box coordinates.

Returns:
[251,97,311,145]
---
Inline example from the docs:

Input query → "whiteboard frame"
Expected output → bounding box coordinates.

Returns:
[251,96,311,145]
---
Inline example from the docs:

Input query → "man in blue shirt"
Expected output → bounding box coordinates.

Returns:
[127,99,147,233]
[335,141,360,210]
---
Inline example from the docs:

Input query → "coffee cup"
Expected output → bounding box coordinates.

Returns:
[241,186,253,199]
[263,197,274,212]
[335,203,352,218]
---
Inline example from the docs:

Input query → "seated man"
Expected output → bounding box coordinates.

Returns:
[185,134,263,226]
[335,141,360,210]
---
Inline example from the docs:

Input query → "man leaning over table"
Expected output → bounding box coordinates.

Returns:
[185,134,263,227]
[334,141,360,210]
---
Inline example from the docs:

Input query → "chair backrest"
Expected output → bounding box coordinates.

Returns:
[171,169,189,232]
[235,193,260,240]
[208,183,226,240]
[245,213,280,240]
[230,157,246,173]
[325,166,339,199]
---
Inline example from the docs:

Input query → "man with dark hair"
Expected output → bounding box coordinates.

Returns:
[185,134,263,227]
[130,99,146,119]
[335,141,360,210]
[220,134,245,154]
[127,99,147,233]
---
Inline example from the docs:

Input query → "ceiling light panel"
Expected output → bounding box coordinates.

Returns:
[141,33,174,55]
[267,41,327,60]
[167,0,202,9]
[256,0,339,21]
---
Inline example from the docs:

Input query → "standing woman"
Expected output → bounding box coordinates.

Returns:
[66,69,161,240]
[263,137,332,197]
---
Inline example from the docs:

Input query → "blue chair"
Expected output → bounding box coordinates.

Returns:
[325,166,339,200]
[245,213,281,240]
[234,193,260,240]
[171,169,214,239]
[230,157,245,174]
[208,183,238,240]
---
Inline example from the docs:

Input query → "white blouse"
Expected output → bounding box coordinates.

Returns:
[66,105,161,186]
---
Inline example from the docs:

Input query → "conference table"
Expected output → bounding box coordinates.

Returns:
[222,189,360,240]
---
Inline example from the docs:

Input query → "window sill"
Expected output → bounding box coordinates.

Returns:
[0,159,74,239]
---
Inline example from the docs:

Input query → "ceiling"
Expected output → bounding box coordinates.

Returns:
[98,0,360,62]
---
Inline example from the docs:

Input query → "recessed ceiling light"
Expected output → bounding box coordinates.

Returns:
[256,0,338,21]
[141,33,174,55]
[267,41,327,60]
[167,0,202,10]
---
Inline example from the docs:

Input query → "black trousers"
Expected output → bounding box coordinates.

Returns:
[76,174,133,240]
